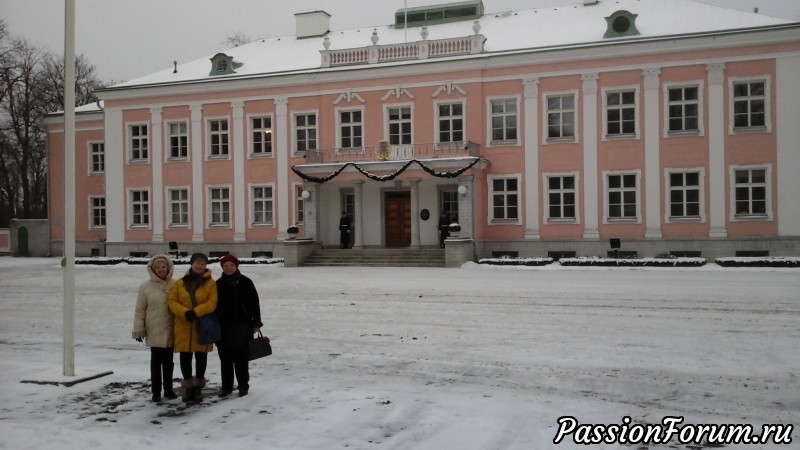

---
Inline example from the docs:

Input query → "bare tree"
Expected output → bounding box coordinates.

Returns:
[222,32,252,48]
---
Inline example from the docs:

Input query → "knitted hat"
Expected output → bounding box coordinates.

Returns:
[150,254,172,268]
[220,254,240,267]
[189,252,208,264]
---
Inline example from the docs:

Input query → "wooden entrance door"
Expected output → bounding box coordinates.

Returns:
[385,192,411,247]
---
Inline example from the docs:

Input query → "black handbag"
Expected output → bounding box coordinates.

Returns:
[248,331,272,361]
[197,314,221,344]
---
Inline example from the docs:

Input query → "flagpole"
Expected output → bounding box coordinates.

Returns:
[63,0,76,377]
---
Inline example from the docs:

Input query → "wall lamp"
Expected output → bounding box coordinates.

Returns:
[457,185,467,196]
[301,190,312,200]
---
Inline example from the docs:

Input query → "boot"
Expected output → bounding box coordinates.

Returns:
[181,378,193,403]
[191,377,206,402]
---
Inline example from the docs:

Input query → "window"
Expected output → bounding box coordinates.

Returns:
[295,185,305,225]
[437,101,464,143]
[208,119,229,157]
[168,188,189,226]
[546,175,577,220]
[668,172,701,218]
[250,116,273,156]
[90,197,105,228]
[129,124,148,161]
[387,106,412,145]
[607,173,638,220]
[89,142,104,173]
[546,94,575,140]
[489,98,518,143]
[490,177,519,222]
[440,189,458,223]
[168,122,188,159]
[605,90,636,136]
[667,86,699,133]
[338,109,363,149]
[209,187,230,225]
[732,80,766,129]
[251,185,274,226]
[130,190,149,227]
[734,168,767,216]
[294,113,317,153]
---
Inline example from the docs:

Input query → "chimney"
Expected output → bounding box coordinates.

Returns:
[295,11,331,38]
[583,0,598,5]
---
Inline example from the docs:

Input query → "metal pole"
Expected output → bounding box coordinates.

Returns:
[63,0,76,377]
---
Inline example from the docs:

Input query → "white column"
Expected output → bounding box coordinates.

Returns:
[275,98,290,238]
[707,63,727,238]
[458,175,474,238]
[150,107,164,242]
[104,107,125,243]
[231,101,246,242]
[523,78,540,239]
[776,54,800,236]
[190,105,204,242]
[409,178,421,248]
[303,184,318,240]
[582,73,600,239]
[642,68,662,238]
[352,180,365,248]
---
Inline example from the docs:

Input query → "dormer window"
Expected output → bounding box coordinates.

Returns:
[209,53,241,76]
[604,10,640,38]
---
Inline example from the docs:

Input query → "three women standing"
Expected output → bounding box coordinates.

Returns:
[132,254,177,402]
[215,254,263,397]
[168,252,218,402]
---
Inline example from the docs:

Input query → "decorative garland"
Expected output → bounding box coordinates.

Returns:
[291,157,483,184]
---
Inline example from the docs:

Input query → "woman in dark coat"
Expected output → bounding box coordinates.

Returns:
[215,254,263,397]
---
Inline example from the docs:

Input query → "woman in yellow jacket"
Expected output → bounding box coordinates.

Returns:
[168,252,217,402]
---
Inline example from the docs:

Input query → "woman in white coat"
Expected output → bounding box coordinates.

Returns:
[132,254,177,401]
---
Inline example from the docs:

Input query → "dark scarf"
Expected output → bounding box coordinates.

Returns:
[217,270,241,288]
[182,270,204,294]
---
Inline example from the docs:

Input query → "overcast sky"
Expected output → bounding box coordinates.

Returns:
[3,0,799,83]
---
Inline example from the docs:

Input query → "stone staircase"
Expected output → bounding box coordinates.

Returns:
[301,248,445,267]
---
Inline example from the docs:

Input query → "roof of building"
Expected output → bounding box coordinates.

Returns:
[108,0,795,90]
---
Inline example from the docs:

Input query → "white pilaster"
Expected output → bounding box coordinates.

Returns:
[231,101,246,242]
[776,54,800,236]
[582,73,600,239]
[150,107,164,242]
[104,107,124,243]
[707,63,727,238]
[409,178,421,248]
[352,180,365,248]
[274,98,290,238]
[523,77,540,239]
[190,105,204,242]
[643,68,662,238]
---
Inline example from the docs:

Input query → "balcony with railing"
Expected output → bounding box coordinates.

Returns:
[301,141,481,165]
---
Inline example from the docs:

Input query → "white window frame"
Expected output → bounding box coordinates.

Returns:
[487,174,521,225]
[293,183,306,226]
[664,168,705,223]
[248,114,274,158]
[729,76,771,134]
[292,110,318,154]
[729,164,773,221]
[486,95,520,147]
[542,90,579,144]
[434,99,466,146]
[166,187,190,228]
[89,196,106,229]
[207,185,231,227]
[166,121,189,160]
[128,188,151,228]
[335,107,365,153]
[127,123,149,162]
[602,85,640,140]
[603,170,641,223]
[207,117,230,159]
[88,141,105,174]
[384,103,414,146]
[250,183,275,227]
[663,81,704,137]
[543,172,580,223]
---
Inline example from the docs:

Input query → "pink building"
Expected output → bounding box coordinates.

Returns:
[45,0,800,262]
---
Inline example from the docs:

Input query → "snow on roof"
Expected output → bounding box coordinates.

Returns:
[112,0,792,89]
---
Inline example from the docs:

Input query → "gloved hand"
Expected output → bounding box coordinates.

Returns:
[135,337,143,342]
[185,310,197,322]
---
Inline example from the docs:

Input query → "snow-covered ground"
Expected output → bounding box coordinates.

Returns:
[0,258,797,449]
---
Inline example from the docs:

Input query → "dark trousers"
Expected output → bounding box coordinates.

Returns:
[179,351,208,379]
[150,347,174,394]
[217,345,250,392]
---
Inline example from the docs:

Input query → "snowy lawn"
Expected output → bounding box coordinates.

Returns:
[0,258,797,449]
